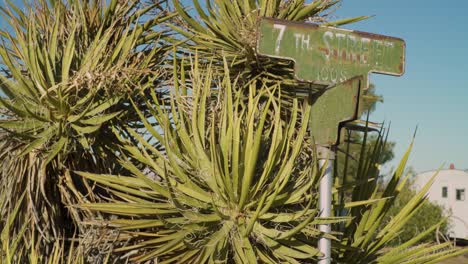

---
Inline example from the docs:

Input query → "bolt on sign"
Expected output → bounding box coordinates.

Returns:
[256,18,406,146]
[257,17,405,88]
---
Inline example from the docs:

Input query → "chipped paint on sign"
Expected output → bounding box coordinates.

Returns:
[257,18,406,87]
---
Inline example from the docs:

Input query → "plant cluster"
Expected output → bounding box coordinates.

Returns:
[0,0,465,263]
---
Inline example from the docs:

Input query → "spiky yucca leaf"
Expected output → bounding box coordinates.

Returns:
[333,127,468,263]
[0,0,171,164]
[0,0,173,260]
[171,0,368,81]
[74,59,346,263]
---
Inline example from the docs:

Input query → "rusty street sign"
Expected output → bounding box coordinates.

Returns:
[309,76,362,146]
[257,18,405,88]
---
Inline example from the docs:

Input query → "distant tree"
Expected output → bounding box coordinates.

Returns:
[360,84,384,115]
[335,84,395,189]
[381,180,449,246]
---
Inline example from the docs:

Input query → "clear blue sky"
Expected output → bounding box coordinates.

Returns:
[334,0,468,174]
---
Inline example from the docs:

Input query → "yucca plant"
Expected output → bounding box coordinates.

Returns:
[73,59,353,263]
[333,127,468,263]
[73,62,468,263]
[171,0,368,82]
[169,4,467,262]
[1,0,465,263]
[0,0,174,260]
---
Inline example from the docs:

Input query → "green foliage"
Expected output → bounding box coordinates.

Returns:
[360,84,384,116]
[0,0,173,261]
[335,130,395,187]
[0,0,170,156]
[335,85,395,191]
[0,0,466,263]
[382,180,449,246]
[333,132,467,263]
[75,60,329,263]
[172,0,368,83]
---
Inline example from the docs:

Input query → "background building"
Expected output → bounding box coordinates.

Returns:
[413,164,468,240]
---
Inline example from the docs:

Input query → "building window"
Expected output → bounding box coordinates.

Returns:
[456,189,465,201]
[442,187,448,198]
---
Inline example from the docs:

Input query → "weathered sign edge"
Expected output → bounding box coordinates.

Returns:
[256,17,406,87]
[311,75,363,146]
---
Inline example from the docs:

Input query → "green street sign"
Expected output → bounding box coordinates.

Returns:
[257,18,405,87]
[309,76,362,146]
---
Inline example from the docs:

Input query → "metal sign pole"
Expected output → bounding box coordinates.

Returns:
[317,146,335,264]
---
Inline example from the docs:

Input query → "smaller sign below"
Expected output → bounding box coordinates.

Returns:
[257,18,406,88]
[309,76,362,146]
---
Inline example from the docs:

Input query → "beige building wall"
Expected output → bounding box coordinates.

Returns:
[413,169,468,240]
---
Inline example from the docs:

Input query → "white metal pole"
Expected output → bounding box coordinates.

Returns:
[318,147,334,264]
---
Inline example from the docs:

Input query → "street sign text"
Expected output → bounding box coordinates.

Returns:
[257,18,406,87]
